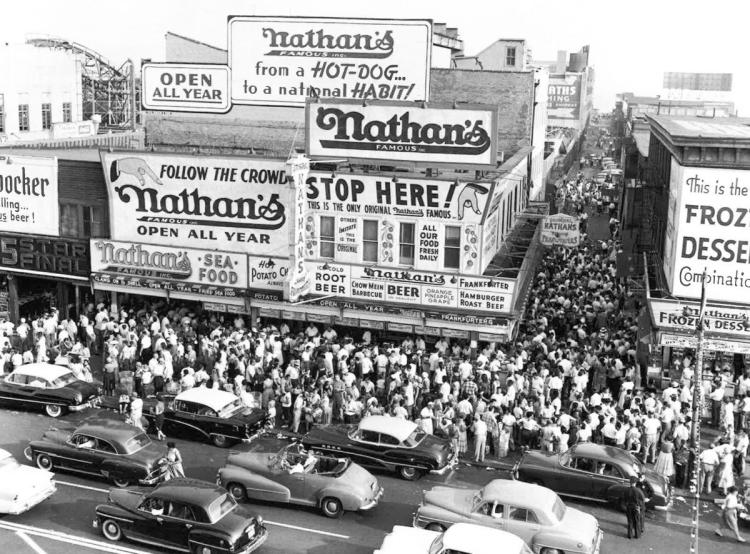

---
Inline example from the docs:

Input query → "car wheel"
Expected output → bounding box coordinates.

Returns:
[425,523,446,532]
[36,453,53,471]
[101,519,122,542]
[399,466,421,481]
[321,496,343,518]
[111,476,130,488]
[211,434,232,448]
[227,482,247,502]
[45,404,63,418]
[540,549,563,554]
[192,546,213,554]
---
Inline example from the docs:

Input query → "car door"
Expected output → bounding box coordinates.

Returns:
[559,455,597,498]
[589,460,627,501]
[132,496,169,544]
[158,501,196,549]
[347,429,384,469]
[65,433,102,475]
[165,400,206,441]
[0,373,33,408]
[506,506,543,545]
[469,501,506,531]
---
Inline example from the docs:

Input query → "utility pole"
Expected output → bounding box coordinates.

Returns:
[688,271,708,554]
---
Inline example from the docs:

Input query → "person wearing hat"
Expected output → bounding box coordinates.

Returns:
[620,475,646,539]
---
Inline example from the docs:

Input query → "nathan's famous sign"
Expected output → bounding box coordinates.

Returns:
[229,16,431,106]
[100,151,290,255]
[307,100,498,167]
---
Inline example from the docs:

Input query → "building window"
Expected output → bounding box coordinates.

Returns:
[506,47,516,67]
[18,104,29,131]
[41,103,52,130]
[320,216,335,258]
[60,204,80,236]
[60,203,106,237]
[399,222,415,265]
[444,226,461,269]
[83,206,105,237]
[62,102,72,123]
[362,220,378,263]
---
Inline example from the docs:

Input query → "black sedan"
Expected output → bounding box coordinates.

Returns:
[94,478,267,553]
[142,388,268,448]
[300,415,456,480]
[513,442,672,510]
[0,363,101,417]
[25,417,166,488]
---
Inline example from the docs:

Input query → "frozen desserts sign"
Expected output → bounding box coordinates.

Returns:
[0,155,58,236]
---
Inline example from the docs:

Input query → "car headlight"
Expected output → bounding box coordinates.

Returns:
[74,393,83,403]
[256,515,263,525]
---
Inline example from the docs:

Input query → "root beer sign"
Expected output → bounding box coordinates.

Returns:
[101,152,290,256]
[306,100,498,167]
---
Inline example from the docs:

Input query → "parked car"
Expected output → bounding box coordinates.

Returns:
[217,436,383,517]
[25,416,166,488]
[513,443,671,510]
[300,415,456,480]
[375,522,533,554]
[0,448,56,514]
[0,363,101,417]
[94,478,267,553]
[143,388,267,448]
[414,480,602,554]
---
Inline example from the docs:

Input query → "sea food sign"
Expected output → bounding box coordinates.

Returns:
[100,151,290,256]
[540,214,580,247]
[90,239,249,298]
[306,100,498,167]
[228,16,432,106]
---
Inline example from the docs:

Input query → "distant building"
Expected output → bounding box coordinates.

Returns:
[452,39,530,72]
[661,71,733,103]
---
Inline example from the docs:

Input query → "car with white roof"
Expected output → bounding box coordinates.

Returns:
[375,522,533,554]
[0,448,56,514]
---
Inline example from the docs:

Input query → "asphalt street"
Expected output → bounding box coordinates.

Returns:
[0,406,746,554]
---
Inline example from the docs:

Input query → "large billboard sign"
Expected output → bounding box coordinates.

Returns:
[540,214,580,247]
[0,155,58,236]
[548,75,581,119]
[306,100,498,167]
[228,16,432,107]
[100,152,290,256]
[664,159,750,303]
[141,63,231,113]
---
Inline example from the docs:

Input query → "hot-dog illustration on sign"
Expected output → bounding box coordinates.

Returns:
[456,183,489,220]
[110,158,164,186]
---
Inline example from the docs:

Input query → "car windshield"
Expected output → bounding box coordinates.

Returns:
[403,428,426,447]
[49,372,78,387]
[550,494,566,522]
[122,432,152,454]
[206,492,237,523]
[217,398,245,419]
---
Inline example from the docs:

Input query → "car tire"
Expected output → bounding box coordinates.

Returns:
[425,523,446,532]
[227,482,247,502]
[540,549,563,554]
[35,453,53,471]
[192,546,213,554]
[321,496,343,518]
[111,476,130,488]
[399,466,421,481]
[45,404,63,418]
[101,518,123,542]
[211,434,232,448]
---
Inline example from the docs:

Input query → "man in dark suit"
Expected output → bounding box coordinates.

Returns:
[623,475,647,538]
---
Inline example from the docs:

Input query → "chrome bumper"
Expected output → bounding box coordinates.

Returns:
[360,486,384,511]
[430,452,458,475]
[68,396,102,412]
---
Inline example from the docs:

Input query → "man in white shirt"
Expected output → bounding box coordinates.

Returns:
[641,413,661,464]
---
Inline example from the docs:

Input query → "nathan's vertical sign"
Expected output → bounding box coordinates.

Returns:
[228,17,432,107]
[285,154,312,303]
[0,155,58,236]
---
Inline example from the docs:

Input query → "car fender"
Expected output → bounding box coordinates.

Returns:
[533,529,585,553]
[314,484,362,511]
[101,458,146,482]
[219,466,290,503]
[414,503,467,527]
[188,529,230,551]
[94,502,139,531]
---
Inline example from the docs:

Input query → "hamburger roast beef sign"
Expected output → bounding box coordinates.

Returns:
[306,99,498,167]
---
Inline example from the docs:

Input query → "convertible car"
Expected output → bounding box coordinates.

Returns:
[513,443,671,510]
[143,388,267,448]
[217,437,383,517]
[414,480,602,554]
[25,417,166,488]
[94,478,267,553]
[0,448,56,514]
[375,523,533,554]
[0,363,100,417]
[300,415,456,480]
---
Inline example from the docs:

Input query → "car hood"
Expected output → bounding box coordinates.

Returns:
[108,487,148,512]
[423,485,476,515]
[127,441,166,468]
[63,380,100,399]
[0,465,54,497]
[520,449,558,468]
[225,451,275,474]
[641,467,670,501]
[375,526,437,554]
[33,429,73,447]
[560,505,599,542]
[223,408,267,428]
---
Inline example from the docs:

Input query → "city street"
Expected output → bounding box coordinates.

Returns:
[0,407,744,554]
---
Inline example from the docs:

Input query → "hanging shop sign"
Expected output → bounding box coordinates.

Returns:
[204,301,250,315]
[649,298,750,340]
[0,155,58,236]
[663,159,750,304]
[101,151,290,255]
[0,233,89,278]
[307,100,498,167]
[285,155,312,303]
[228,16,431,107]
[90,239,248,299]
[248,257,289,290]
[548,74,581,120]
[141,63,231,113]
[540,213,580,247]
[659,332,750,355]
[306,173,492,223]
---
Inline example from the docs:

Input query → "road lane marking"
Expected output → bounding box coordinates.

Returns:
[17,531,48,554]
[264,520,349,539]
[0,521,150,554]
[55,480,110,493]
